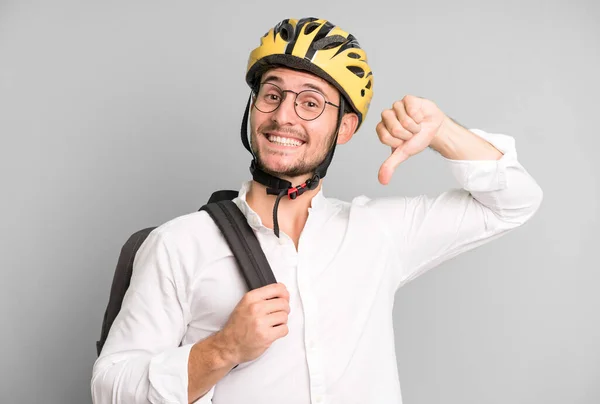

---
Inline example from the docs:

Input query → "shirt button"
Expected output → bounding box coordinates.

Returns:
[315,395,323,403]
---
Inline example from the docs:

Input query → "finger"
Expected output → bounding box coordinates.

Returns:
[248,282,289,303]
[261,298,291,315]
[393,100,421,134]
[266,311,288,327]
[269,324,289,340]
[403,95,427,123]
[376,121,405,149]
[378,146,411,185]
[381,109,414,141]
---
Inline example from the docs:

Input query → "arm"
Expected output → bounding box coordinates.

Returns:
[430,116,503,161]
[187,333,237,402]
[92,230,291,404]
[91,231,233,404]
[373,96,543,288]
[377,95,506,184]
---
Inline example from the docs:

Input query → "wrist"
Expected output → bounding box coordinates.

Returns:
[191,330,238,371]
[429,115,455,155]
[210,330,239,369]
[429,116,503,161]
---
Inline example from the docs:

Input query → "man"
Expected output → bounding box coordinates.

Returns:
[91,17,543,404]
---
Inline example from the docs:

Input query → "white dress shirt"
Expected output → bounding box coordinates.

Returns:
[91,129,543,404]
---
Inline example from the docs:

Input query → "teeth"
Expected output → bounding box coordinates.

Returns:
[268,135,303,147]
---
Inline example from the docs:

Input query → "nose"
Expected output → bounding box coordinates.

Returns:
[271,93,297,125]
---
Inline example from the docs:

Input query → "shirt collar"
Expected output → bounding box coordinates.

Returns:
[234,180,329,229]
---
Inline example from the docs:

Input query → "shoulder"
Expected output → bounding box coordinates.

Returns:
[140,210,232,266]
[325,194,414,215]
[153,210,218,239]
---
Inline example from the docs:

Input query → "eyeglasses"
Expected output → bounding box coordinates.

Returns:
[253,82,339,121]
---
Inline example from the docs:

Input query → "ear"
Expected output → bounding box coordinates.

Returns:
[337,112,359,145]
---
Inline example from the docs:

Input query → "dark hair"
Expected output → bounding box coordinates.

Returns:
[342,98,353,115]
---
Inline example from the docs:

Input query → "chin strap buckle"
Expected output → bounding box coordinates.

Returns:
[287,175,320,200]
[287,186,301,200]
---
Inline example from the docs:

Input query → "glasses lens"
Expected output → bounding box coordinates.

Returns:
[295,91,326,120]
[254,83,282,113]
[253,83,327,121]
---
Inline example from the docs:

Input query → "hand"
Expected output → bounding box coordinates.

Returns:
[218,283,290,364]
[376,95,447,185]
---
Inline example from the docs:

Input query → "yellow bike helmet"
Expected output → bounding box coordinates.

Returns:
[245,17,373,129]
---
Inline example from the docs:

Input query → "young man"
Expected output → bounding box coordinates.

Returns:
[92,18,543,404]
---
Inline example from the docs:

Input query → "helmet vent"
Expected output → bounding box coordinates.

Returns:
[313,35,347,51]
[366,80,372,89]
[347,52,361,59]
[274,20,294,42]
[304,22,320,35]
[346,65,365,78]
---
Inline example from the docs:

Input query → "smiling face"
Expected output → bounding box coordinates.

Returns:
[249,67,354,182]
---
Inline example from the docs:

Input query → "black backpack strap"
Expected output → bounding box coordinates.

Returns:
[96,193,274,359]
[207,190,239,204]
[200,200,277,290]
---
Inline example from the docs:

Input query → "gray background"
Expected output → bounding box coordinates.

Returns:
[1,0,598,403]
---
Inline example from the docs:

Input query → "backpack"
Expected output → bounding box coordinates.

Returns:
[96,190,277,357]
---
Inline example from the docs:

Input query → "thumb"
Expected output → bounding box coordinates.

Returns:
[378,145,410,185]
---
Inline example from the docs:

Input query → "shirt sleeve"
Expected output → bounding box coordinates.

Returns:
[366,129,544,290]
[91,230,215,404]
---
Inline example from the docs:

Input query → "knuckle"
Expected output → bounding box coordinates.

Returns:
[255,319,267,334]
[378,130,391,144]
[391,125,404,137]
[249,302,261,316]
[240,294,252,306]
[406,107,419,117]
[392,100,403,110]
[399,118,412,129]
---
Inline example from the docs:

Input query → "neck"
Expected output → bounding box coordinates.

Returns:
[246,178,322,243]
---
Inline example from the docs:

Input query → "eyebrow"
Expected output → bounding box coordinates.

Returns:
[262,75,329,96]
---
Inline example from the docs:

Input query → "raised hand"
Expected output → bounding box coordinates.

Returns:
[376,95,447,185]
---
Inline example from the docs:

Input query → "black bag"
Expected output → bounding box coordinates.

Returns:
[96,190,277,357]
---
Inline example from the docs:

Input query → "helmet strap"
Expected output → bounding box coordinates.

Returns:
[240,93,346,237]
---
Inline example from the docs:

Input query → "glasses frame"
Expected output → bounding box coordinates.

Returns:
[252,81,340,121]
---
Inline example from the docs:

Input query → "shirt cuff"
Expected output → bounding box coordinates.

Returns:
[148,343,215,404]
[444,128,517,192]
